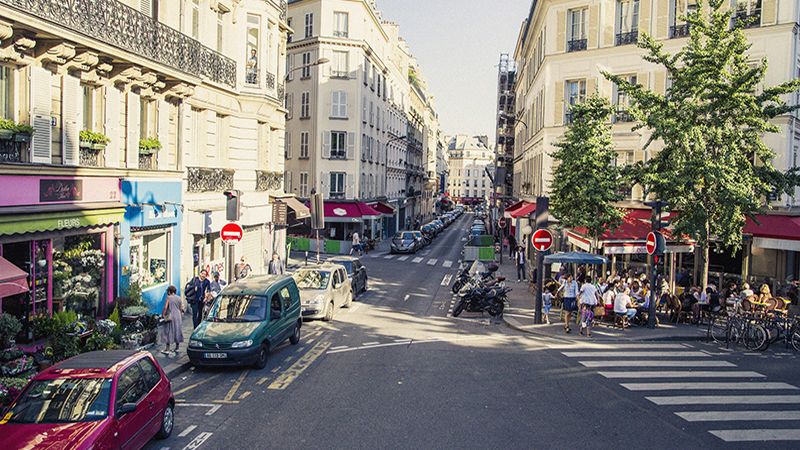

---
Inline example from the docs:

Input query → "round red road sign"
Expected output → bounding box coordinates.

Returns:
[531,228,553,252]
[221,222,244,244]
[646,231,657,255]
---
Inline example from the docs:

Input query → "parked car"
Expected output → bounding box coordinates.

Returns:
[293,264,352,321]
[391,231,421,253]
[187,275,302,369]
[328,256,368,298]
[2,350,175,450]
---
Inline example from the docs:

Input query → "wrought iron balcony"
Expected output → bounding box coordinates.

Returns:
[0,139,23,163]
[245,68,260,87]
[277,83,285,100]
[138,153,156,170]
[279,0,288,22]
[0,0,237,88]
[80,147,102,167]
[567,39,587,52]
[616,30,639,46]
[329,192,345,200]
[613,108,635,123]
[255,170,283,192]
[670,23,690,38]
[187,167,235,193]
[564,111,574,125]
[734,11,761,28]
[266,71,276,89]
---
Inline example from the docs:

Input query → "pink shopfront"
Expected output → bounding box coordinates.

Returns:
[0,175,123,339]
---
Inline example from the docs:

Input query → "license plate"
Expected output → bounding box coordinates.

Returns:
[203,352,227,359]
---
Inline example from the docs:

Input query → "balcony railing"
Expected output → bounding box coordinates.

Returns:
[0,0,236,87]
[734,11,761,28]
[138,153,156,170]
[277,83,285,100]
[245,68,260,86]
[0,139,23,163]
[80,147,102,167]
[255,170,283,192]
[670,23,690,38]
[329,192,345,200]
[567,39,587,52]
[613,109,635,123]
[279,0,287,22]
[616,30,639,46]
[266,71,276,89]
[333,30,349,38]
[187,167,234,193]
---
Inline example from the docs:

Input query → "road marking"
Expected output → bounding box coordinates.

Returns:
[647,395,800,405]
[206,404,221,415]
[443,260,453,268]
[397,255,410,261]
[598,371,765,379]
[173,374,221,396]
[362,341,380,346]
[394,339,412,343]
[238,391,251,400]
[330,345,348,350]
[427,258,438,265]
[562,351,710,358]
[441,274,452,286]
[677,411,800,422]
[412,257,424,263]
[709,429,800,442]
[621,382,797,391]
[174,403,221,416]
[179,425,197,437]
[268,341,331,390]
[404,294,410,302]
[223,370,249,402]
[383,254,395,259]
[183,432,213,450]
[327,335,503,354]
[550,343,689,350]
[579,360,736,368]
[284,356,293,363]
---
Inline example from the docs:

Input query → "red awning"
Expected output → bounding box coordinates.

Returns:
[369,202,396,216]
[744,215,800,241]
[568,208,694,254]
[324,202,381,222]
[510,203,536,219]
[504,201,528,218]
[0,256,29,299]
[358,202,381,217]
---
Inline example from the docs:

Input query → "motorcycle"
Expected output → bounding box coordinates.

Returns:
[452,281,511,317]
[451,262,498,294]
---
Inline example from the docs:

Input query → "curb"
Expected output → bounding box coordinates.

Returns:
[165,360,193,379]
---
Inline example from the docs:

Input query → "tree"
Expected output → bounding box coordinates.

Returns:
[550,94,624,245]
[605,0,800,289]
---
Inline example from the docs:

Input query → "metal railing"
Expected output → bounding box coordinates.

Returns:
[734,11,761,28]
[245,68,260,86]
[670,23,690,38]
[567,39,587,52]
[187,167,235,193]
[613,109,634,123]
[616,30,639,46]
[79,147,102,167]
[138,153,156,170]
[266,71,276,89]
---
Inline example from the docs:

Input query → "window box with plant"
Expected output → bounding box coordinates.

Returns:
[0,118,16,140]
[79,130,110,150]
[139,137,162,155]
[13,124,34,143]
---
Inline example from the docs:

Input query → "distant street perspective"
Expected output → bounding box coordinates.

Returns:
[1,0,800,449]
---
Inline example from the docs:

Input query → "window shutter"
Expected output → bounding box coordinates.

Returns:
[556,10,566,52]
[157,99,170,170]
[322,131,331,158]
[29,67,52,164]
[104,86,121,168]
[330,91,338,117]
[340,91,347,117]
[287,54,294,81]
[554,81,565,126]
[588,5,599,48]
[126,91,141,169]
[345,173,354,199]
[346,132,354,159]
[139,0,154,17]
[61,75,81,166]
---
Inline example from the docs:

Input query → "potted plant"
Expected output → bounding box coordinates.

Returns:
[0,118,14,140]
[0,313,22,350]
[13,123,34,143]
[79,130,110,150]
[139,137,162,155]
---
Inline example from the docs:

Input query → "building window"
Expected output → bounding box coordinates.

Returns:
[332,50,349,78]
[246,14,260,86]
[331,131,346,159]
[216,11,225,53]
[285,93,293,119]
[191,0,200,39]
[285,131,291,159]
[287,17,293,43]
[565,79,586,124]
[331,91,347,118]
[300,92,310,118]
[616,0,640,45]
[330,172,345,198]
[369,101,374,126]
[0,66,12,119]
[140,98,155,139]
[304,13,313,38]
[613,75,637,123]
[333,11,349,38]
[299,172,309,197]
[301,52,311,78]
[284,171,293,193]
[82,85,95,131]
[129,230,170,290]
[670,0,696,38]
[567,8,587,52]
[734,0,761,28]
[364,58,370,85]
[300,131,309,158]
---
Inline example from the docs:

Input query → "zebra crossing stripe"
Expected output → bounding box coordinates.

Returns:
[412,257,424,263]
[443,260,453,267]
[579,360,736,368]
[598,371,765,379]
[677,411,800,422]
[621,382,797,391]
[383,255,395,259]
[709,429,800,442]
[562,351,710,358]
[427,259,438,266]
[397,255,410,261]
[647,395,800,405]
[550,343,688,350]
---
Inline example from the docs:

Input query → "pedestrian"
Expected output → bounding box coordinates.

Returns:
[350,231,361,256]
[558,273,579,333]
[235,257,252,280]
[209,272,226,297]
[185,270,210,328]
[579,277,600,337]
[508,234,517,258]
[542,285,554,324]
[160,285,184,355]
[514,246,526,282]
[268,252,285,275]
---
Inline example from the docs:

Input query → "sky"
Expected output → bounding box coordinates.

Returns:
[376,0,532,143]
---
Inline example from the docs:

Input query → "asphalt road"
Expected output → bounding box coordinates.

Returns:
[146,214,800,450]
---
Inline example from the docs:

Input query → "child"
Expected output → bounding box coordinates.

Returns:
[542,286,554,324]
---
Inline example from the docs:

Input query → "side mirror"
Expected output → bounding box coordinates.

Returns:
[117,403,137,416]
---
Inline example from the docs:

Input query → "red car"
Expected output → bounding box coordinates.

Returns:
[1,350,175,450]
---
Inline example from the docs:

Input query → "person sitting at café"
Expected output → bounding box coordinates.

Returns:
[614,287,637,327]
[757,283,773,303]
[603,280,617,315]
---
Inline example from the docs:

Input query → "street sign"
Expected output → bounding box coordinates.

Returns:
[221,222,244,244]
[646,232,657,255]
[498,218,507,227]
[646,231,666,256]
[531,228,553,252]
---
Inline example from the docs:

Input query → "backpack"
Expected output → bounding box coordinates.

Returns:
[184,279,197,302]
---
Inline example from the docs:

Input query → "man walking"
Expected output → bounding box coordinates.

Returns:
[268,253,285,275]
[508,234,517,258]
[185,270,211,328]
[514,246,526,282]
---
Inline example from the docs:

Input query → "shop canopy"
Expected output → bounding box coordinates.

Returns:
[544,252,608,265]
[744,214,800,252]
[0,206,125,237]
[0,256,29,299]
[510,202,536,219]
[324,201,382,223]
[271,195,310,219]
[369,201,396,216]
[504,201,529,219]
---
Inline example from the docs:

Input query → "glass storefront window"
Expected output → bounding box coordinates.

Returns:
[53,234,104,316]
[130,230,169,290]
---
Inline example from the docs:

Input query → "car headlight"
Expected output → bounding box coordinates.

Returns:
[231,340,253,348]
[189,340,203,348]
[309,294,325,306]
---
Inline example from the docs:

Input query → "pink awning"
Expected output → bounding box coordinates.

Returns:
[324,202,382,222]
[0,256,29,299]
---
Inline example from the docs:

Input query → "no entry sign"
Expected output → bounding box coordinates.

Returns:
[646,232,657,255]
[646,231,666,256]
[221,222,244,244]
[531,228,553,252]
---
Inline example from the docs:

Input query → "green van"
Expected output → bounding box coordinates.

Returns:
[187,275,302,369]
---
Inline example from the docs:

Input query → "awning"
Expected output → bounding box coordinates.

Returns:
[324,202,381,223]
[510,202,536,219]
[280,197,311,219]
[745,214,800,251]
[504,201,529,219]
[568,208,694,254]
[369,201,396,216]
[0,256,29,298]
[544,252,608,265]
[0,207,125,236]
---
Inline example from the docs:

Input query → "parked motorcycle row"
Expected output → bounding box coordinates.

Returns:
[390,207,465,254]
[451,261,511,318]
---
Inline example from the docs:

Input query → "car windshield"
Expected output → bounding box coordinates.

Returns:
[294,270,331,289]
[209,295,267,322]
[332,261,353,274]
[412,232,423,238]
[395,232,415,240]
[7,378,112,424]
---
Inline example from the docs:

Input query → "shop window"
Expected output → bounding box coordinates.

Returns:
[52,234,105,316]
[129,230,169,290]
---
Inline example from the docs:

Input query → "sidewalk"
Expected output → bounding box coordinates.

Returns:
[495,258,708,342]
[147,310,194,378]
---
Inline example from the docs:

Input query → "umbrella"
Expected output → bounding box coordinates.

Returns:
[544,251,608,265]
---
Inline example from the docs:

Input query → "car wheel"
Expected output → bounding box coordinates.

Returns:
[289,322,301,345]
[156,403,174,439]
[253,344,268,369]
[323,302,334,321]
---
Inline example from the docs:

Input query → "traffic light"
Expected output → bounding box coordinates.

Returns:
[224,190,242,221]
[309,192,325,230]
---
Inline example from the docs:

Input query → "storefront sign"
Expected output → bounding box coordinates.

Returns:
[40,179,82,202]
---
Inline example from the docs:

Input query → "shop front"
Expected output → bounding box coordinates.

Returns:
[0,175,122,338]
[119,179,182,314]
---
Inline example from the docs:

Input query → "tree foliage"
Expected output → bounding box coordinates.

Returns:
[550,94,624,241]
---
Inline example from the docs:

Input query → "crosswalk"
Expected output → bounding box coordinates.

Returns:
[559,343,800,443]
[370,252,456,269]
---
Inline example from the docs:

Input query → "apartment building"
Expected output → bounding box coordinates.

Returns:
[512,0,800,283]
[447,135,495,206]
[0,0,292,319]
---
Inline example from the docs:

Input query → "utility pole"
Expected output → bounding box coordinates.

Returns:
[645,200,668,329]
[533,196,549,324]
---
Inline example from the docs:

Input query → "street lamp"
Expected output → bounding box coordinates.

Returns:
[284,57,330,81]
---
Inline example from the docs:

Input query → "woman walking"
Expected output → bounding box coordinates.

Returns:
[558,274,579,333]
[161,285,184,355]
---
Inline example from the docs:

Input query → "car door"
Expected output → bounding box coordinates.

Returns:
[330,269,342,307]
[279,285,294,341]
[137,357,168,440]
[267,292,283,344]
[114,363,150,450]
[353,260,364,292]
[339,268,351,302]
